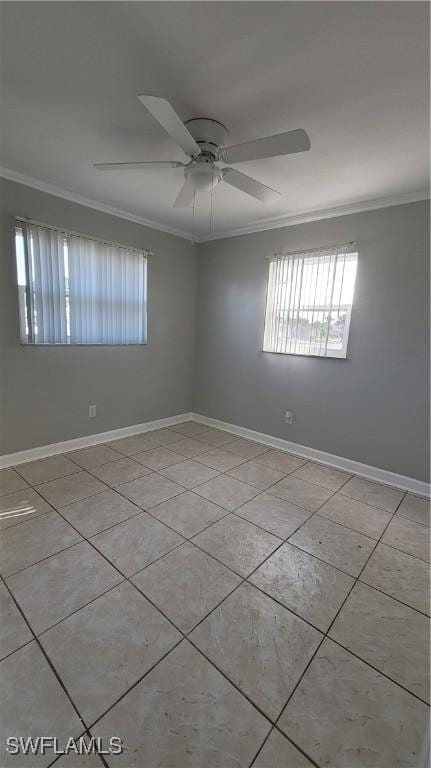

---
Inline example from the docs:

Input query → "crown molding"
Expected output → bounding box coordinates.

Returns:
[1,166,428,244]
[195,189,430,242]
[0,166,192,241]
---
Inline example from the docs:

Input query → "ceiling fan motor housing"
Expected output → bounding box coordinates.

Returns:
[184,118,228,158]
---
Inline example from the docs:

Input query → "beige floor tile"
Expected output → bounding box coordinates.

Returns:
[105,434,159,456]
[194,474,259,511]
[382,516,430,562]
[160,459,220,489]
[269,476,333,512]
[253,730,314,768]
[235,493,311,538]
[7,541,122,635]
[250,542,354,631]
[41,582,180,724]
[91,511,183,575]
[88,457,151,487]
[0,468,29,496]
[190,583,321,719]
[279,638,429,768]
[117,472,183,509]
[330,582,430,701]
[198,429,240,447]
[197,448,247,472]
[291,462,352,491]
[0,581,32,660]
[92,640,270,767]
[0,511,82,578]
[60,489,141,537]
[149,490,227,537]
[169,437,214,458]
[133,446,184,470]
[227,460,285,490]
[289,515,375,576]
[67,444,122,469]
[397,493,430,527]
[318,493,392,539]
[341,476,404,512]
[193,514,281,577]
[1,642,83,767]
[171,421,210,437]
[14,455,80,486]
[255,449,306,475]
[360,543,430,615]
[133,542,241,633]
[145,427,183,445]
[223,438,270,460]
[36,471,107,508]
[0,488,53,531]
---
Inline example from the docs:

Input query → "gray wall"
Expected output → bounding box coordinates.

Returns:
[195,201,430,482]
[0,179,197,454]
[1,181,429,482]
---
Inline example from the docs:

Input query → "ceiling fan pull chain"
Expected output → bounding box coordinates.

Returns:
[192,190,196,244]
[209,174,214,234]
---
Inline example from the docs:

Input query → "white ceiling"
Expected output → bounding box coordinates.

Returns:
[1,1,429,240]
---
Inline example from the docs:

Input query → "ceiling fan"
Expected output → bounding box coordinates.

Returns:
[94,96,311,207]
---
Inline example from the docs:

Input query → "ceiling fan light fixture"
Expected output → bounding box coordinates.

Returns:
[185,161,222,193]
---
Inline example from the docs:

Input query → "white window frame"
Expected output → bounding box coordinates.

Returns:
[262,243,358,359]
[14,219,150,346]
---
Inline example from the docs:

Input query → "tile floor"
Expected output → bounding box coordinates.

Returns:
[0,422,429,768]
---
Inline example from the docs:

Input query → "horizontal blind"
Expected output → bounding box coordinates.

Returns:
[263,244,358,358]
[16,222,147,345]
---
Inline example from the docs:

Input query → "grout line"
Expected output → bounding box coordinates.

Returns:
[0,636,34,664]
[357,576,430,618]
[0,505,54,532]
[48,729,109,768]
[2,439,428,768]
[5,478,303,740]
[249,722,321,768]
[273,488,409,731]
[2,539,85,580]
[2,579,89,735]
[85,636,185,733]
[314,508,390,539]
[395,511,430,530]
[327,635,430,706]
[35,576,127,640]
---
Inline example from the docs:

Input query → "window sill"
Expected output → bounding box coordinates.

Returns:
[262,348,348,360]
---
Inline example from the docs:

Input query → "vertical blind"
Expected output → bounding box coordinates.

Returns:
[16,221,148,345]
[263,244,358,358]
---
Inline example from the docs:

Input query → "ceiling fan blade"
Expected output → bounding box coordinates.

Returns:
[138,95,200,158]
[94,161,184,171]
[222,168,281,203]
[221,129,310,164]
[173,178,195,208]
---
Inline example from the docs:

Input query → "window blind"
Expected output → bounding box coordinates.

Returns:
[263,244,358,358]
[16,221,148,345]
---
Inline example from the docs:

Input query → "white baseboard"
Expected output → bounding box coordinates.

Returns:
[0,412,193,469]
[2,410,429,498]
[191,413,431,498]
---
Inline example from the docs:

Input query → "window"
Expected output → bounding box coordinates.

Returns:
[263,243,358,358]
[15,221,148,345]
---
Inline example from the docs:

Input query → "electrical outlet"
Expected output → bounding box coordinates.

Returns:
[284,410,294,424]
[89,405,96,418]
